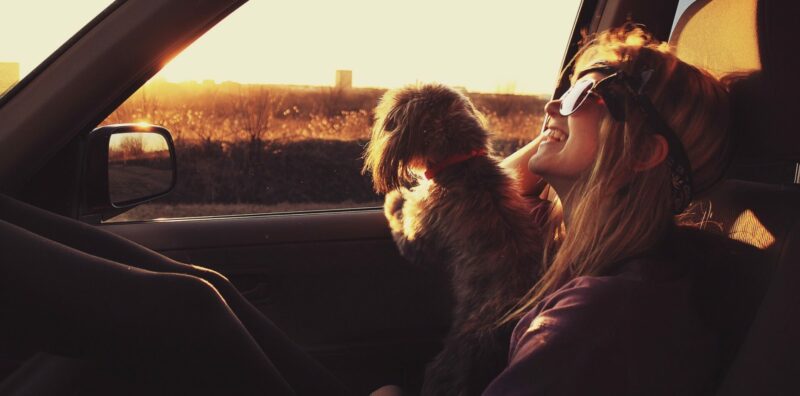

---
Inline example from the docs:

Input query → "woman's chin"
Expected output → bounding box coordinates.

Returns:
[528,156,579,191]
[528,151,554,176]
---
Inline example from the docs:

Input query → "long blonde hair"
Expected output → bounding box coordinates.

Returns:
[503,25,731,324]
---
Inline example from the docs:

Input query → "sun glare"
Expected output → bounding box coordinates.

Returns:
[155,0,582,94]
[730,209,775,250]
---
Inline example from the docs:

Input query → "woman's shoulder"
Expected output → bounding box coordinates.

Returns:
[487,257,719,395]
[521,238,715,333]
[511,225,763,357]
[510,273,647,343]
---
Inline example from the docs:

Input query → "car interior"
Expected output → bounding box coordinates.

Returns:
[676,0,800,393]
[0,0,797,394]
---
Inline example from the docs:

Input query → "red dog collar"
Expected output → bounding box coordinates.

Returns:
[424,149,488,180]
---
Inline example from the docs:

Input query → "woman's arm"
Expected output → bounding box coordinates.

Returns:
[500,135,544,197]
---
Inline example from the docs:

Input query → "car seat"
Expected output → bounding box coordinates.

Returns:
[670,0,800,393]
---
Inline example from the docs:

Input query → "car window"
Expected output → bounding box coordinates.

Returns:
[0,1,115,97]
[670,0,697,37]
[101,1,583,222]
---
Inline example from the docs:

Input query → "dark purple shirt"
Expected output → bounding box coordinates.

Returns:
[483,256,719,395]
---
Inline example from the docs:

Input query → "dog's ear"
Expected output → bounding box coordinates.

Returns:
[362,89,422,192]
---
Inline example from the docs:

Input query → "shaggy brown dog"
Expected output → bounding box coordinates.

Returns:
[363,84,543,396]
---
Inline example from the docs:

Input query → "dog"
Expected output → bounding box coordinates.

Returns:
[363,83,543,396]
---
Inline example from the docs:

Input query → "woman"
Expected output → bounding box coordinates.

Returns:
[482,25,731,394]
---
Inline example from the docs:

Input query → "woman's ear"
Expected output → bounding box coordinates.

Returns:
[633,134,668,171]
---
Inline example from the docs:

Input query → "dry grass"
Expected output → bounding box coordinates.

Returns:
[102,81,544,144]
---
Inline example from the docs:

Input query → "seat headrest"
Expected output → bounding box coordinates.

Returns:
[670,0,800,181]
[670,0,761,77]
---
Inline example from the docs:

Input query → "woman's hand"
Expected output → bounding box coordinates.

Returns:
[501,134,545,197]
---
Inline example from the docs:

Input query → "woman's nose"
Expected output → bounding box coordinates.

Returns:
[544,99,561,118]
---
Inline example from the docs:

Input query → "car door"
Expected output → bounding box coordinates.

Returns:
[98,207,451,393]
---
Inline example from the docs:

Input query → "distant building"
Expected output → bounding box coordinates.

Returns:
[0,62,20,93]
[335,70,352,89]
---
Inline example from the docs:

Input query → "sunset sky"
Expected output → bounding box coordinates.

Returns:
[3,1,585,94]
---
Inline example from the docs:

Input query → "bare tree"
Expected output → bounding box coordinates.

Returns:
[108,135,144,165]
[104,86,161,125]
[233,86,285,144]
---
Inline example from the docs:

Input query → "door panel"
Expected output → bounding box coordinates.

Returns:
[101,208,451,392]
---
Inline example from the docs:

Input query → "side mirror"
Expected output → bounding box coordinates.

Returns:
[80,124,177,222]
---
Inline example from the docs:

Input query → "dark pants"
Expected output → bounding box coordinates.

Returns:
[0,194,351,395]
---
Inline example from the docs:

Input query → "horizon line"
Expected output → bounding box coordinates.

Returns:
[144,77,551,97]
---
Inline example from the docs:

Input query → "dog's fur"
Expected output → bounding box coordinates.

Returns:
[363,84,543,396]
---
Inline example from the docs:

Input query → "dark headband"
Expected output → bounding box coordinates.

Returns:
[580,63,694,213]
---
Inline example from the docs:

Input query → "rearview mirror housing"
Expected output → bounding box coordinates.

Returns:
[80,124,177,223]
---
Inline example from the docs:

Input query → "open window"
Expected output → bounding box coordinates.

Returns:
[101,1,583,222]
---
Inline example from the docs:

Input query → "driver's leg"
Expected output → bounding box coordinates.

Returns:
[0,194,351,395]
[0,219,293,395]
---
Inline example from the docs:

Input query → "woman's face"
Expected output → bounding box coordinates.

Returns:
[528,71,608,194]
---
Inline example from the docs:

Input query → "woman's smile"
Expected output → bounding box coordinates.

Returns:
[540,128,568,147]
[528,71,607,194]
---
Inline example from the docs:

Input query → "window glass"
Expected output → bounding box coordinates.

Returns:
[0,1,114,97]
[103,0,583,222]
[670,0,698,36]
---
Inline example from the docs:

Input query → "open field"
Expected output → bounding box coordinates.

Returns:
[104,80,546,143]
